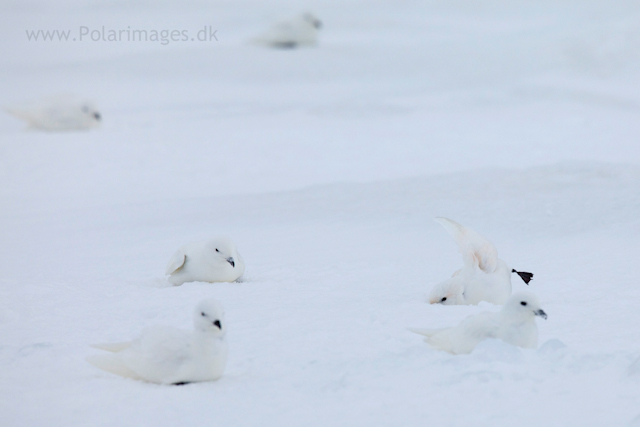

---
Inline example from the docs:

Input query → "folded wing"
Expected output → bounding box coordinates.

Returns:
[412,312,499,354]
[165,249,186,275]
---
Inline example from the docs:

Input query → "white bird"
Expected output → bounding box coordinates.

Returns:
[410,292,547,354]
[253,13,322,49]
[87,298,228,385]
[4,95,101,131]
[166,237,245,286]
[428,217,533,305]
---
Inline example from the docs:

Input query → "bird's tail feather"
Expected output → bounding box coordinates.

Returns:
[4,107,29,120]
[86,354,140,379]
[407,327,444,337]
[91,341,131,352]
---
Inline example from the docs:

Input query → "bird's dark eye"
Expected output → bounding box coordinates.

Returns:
[520,301,527,306]
[441,297,447,302]
[215,248,219,252]
[201,312,206,316]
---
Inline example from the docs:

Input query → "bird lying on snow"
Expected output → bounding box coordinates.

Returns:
[87,298,228,385]
[410,292,547,354]
[253,12,322,49]
[166,237,245,286]
[4,95,101,131]
[428,217,533,305]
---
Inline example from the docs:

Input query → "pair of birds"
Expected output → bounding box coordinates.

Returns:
[412,217,546,355]
[87,238,246,385]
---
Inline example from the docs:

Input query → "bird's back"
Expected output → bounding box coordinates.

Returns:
[119,326,193,383]
[461,259,512,305]
[429,312,499,354]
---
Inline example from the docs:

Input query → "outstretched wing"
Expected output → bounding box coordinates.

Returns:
[165,249,186,275]
[435,217,498,274]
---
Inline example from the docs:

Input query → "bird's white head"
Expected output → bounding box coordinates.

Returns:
[428,279,465,305]
[302,13,322,29]
[79,103,101,127]
[207,237,242,270]
[502,292,547,321]
[193,298,225,336]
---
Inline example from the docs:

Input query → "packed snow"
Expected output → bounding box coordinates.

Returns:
[1,0,640,426]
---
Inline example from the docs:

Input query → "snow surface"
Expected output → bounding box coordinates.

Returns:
[1,0,640,426]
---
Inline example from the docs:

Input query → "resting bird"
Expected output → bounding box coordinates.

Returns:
[428,217,533,305]
[86,298,228,384]
[165,237,245,286]
[253,13,322,49]
[410,292,547,354]
[4,95,101,131]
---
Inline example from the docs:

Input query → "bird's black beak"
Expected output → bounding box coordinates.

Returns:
[226,257,235,268]
[93,112,101,121]
[535,309,547,319]
[213,320,222,329]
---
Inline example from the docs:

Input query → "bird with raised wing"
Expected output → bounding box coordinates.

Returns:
[428,217,533,305]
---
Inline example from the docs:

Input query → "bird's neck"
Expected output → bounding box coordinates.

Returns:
[500,312,532,326]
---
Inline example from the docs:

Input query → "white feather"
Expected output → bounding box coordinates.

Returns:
[165,250,186,276]
[86,354,141,380]
[435,217,498,273]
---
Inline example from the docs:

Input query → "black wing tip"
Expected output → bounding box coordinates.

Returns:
[512,269,534,285]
